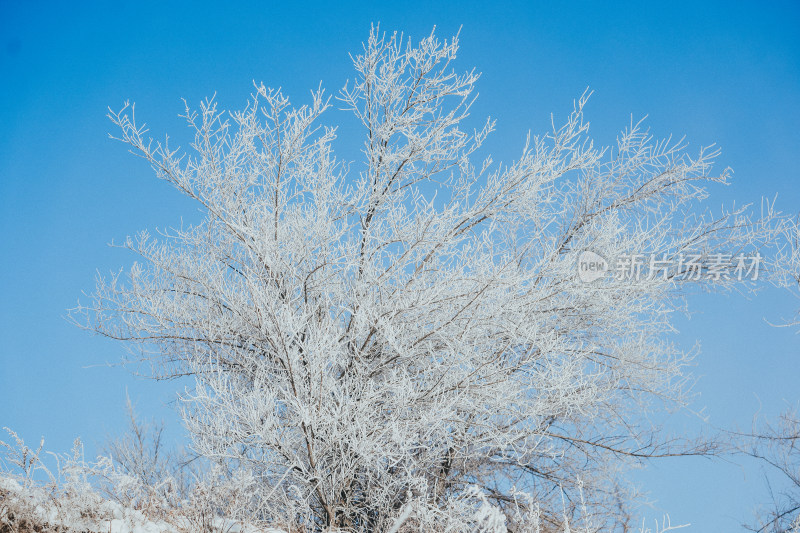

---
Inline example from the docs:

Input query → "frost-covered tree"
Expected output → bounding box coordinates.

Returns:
[740,407,800,533]
[74,27,792,532]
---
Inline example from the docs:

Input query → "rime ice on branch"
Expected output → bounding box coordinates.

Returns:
[72,26,795,532]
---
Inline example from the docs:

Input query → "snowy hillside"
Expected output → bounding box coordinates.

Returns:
[0,475,285,533]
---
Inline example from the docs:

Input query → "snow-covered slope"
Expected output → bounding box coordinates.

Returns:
[0,475,285,533]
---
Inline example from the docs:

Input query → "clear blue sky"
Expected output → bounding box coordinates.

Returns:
[1,1,798,530]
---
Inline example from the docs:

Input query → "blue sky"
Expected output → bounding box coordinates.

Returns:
[1,1,798,529]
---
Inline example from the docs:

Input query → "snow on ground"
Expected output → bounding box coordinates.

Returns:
[0,475,286,533]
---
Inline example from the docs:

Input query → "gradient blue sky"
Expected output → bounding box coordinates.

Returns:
[1,1,799,530]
